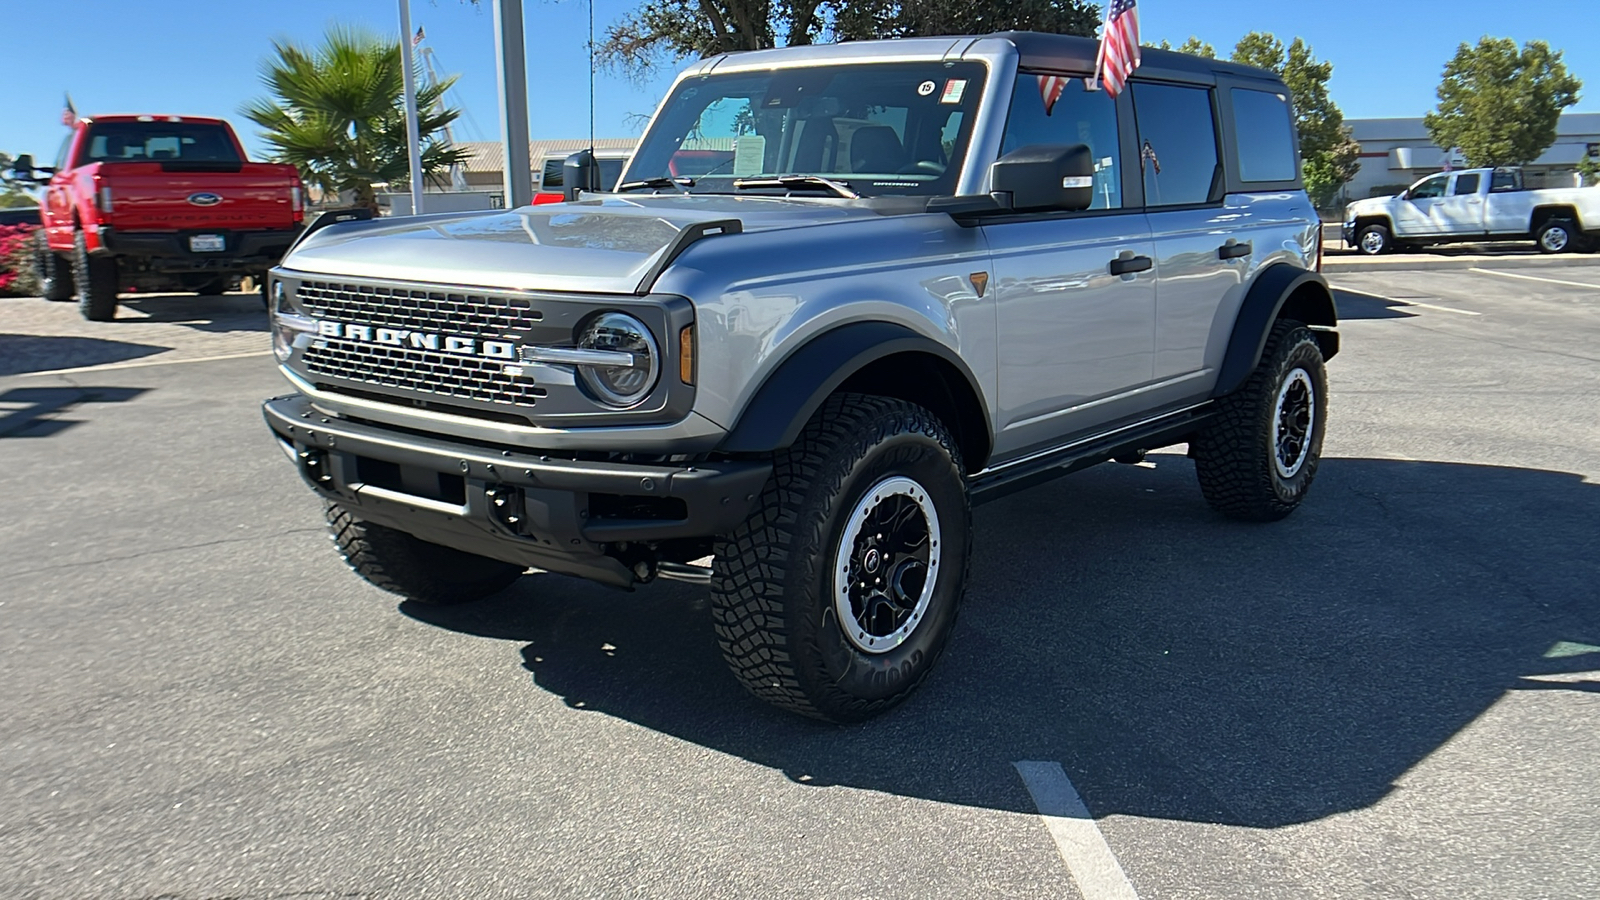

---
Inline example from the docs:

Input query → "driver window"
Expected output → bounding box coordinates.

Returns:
[1410,175,1447,200]
[1001,73,1122,209]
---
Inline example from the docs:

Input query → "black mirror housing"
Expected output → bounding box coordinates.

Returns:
[562,150,600,202]
[990,144,1095,213]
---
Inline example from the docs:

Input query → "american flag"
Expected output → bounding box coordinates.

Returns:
[1094,0,1141,99]
[411,26,425,47]
[61,92,76,128]
[1039,74,1073,116]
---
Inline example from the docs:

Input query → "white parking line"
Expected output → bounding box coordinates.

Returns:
[1334,286,1482,316]
[1013,761,1140,900]
[19,350,272,378]
[1468,268,1600,290]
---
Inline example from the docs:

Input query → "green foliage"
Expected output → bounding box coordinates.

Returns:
[242,27,470,210]
[600,0,1099,76]
[1151,36,1216,58]
[1231,33,1358,207]
[0,224,40,296]
[1423,38,1582,167]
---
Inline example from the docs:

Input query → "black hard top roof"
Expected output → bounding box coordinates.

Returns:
[990,31,1284,85]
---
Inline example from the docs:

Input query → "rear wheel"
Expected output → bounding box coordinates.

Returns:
[34,233,74,301]
[72,230,120,321]
[1536,218,1578,254]
[192,278,230,296]
[1356,223,1392,255]
[711,394,971,723]
[325,503,525,604]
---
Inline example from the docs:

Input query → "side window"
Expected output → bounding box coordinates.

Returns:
[1001,74,1122,209]
[541,159,564,189]
[1451,173,1480,195]
[1230,88,1296,182]
[1409,175,1447,199]
[1490,169,1520,192]
[1132,82,1220,207]
[55,134,73,170]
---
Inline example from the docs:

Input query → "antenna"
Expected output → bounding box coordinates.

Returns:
[588,0,595,153]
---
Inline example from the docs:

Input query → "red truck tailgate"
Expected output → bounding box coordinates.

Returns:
[90,161,301,231]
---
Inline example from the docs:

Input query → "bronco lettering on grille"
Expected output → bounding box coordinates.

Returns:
[315,320,516,360]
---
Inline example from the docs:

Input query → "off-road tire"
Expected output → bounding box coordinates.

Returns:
[1356,223,1392,255]
[1536,218,1578,254]
[325,502,525,604]
[710,393,971,723]
[34,233,75,301]
[72,230,120,321]
[1191,320,1328,522]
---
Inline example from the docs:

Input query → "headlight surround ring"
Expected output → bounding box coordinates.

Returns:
[575,311,661,407]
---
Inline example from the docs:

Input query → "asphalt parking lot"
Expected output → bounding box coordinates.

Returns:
[2,268,1597,900]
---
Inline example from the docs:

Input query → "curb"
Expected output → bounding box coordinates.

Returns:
[1323,253,1600,273]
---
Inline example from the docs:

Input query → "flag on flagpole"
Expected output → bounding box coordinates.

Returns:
[412,25,425,47]
[61,92,76,127]
[1039,74,1072,116]
[1092,0,1141,99]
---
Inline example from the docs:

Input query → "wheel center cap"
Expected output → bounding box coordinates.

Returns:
[863,548,882,574]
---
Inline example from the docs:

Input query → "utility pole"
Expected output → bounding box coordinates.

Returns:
[493,0,533,209]
[398,0,425,215]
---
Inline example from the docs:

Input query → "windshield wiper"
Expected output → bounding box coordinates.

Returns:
[732,174,859,199]
[616,176,695,193]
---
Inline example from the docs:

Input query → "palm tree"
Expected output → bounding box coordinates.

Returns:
[243,27,470,211]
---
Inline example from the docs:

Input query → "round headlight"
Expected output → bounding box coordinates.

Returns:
[577,312,659,407]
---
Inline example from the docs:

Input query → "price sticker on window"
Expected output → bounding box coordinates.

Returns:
[940,80,967,104]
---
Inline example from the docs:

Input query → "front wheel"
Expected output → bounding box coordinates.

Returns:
[34,233,75,301]
[711,394,971,723]
[72,230,120,321]
[1356,223,1392,255]
[1536,218,1577,254]
[325,503,525,604]
[1191,320,1328,522]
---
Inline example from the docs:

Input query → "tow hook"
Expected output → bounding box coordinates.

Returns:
[297,447,332,486]
[485,484,524,534]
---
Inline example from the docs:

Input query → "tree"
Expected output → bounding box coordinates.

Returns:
[242,28,469,211]
[1232,33,1359,208]
[0,153,42,208]
[1151,36,1215,58]
[1578,155,1600,187]
[1423,38,1582,168]
[600,0,1100,77]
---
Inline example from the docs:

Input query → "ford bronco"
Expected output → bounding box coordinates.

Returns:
[263,32,1338,722]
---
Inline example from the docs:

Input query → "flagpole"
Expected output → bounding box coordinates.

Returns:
[398,0,425,215]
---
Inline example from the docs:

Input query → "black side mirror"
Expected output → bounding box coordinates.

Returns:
[10,153,37,181]
[990,144,1095,213]
[562,150,600,202]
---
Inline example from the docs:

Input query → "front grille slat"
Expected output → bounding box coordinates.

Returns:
[296,279,548,411]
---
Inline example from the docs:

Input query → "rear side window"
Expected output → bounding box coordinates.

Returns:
[1230,88,1297,182]
[1131,83,1220,207]
[1452,173,1480,195]
[80,121,241,164]
[541,159,564,189]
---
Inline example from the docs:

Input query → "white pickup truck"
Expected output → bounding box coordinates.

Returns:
[1343,167,1599,255]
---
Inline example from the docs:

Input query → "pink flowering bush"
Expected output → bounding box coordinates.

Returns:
[0,223,40,296]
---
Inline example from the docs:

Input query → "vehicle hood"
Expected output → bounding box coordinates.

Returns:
[1344,196,1393,218]
[282,195,899,294]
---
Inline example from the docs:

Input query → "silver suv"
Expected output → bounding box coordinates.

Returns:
[263,32,1338,722]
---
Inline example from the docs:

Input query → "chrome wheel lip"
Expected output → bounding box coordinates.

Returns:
[1541,227,1569,252]
[1359,230,1385,254]
[1272,367,1316,479]
[833,475,941,655]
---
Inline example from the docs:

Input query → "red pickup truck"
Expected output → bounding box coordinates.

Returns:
[22,115,304,320]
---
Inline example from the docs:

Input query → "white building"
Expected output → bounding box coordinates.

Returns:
[1342,113,1600,203]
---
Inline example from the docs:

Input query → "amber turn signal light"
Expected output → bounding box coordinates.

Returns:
[679,325,695,384]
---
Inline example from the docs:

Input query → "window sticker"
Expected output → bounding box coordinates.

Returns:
[940,79,968,104]
[732,135,767,176]
[917,80,937,97]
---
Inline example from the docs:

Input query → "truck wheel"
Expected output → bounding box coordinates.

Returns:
[325,503,525,604]
[1356,223,1392,255]
[1536,218,1577,254]
[34,233,75,301]
[72,230,120,321]
[193,278,230,296]
[1191,319,1327,522]
[711,394,971,723]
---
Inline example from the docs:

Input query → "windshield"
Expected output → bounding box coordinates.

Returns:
[80,121,242,165]
[623,62,987,197]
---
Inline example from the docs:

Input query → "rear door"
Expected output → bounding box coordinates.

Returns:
[1431,172,1486,235]
[982,72,1155,454]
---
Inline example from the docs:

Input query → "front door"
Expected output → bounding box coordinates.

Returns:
[1394,173,1449,235]
[983,73,1155,458]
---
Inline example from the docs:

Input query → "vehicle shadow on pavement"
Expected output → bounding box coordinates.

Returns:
[404,455,1599,828]
[1330,289,1417,320]
[0,385,147,437]
[0,334,167,376]
[117,294,266,333]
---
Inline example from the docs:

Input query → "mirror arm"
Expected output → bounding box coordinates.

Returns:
[927,191,1014,224]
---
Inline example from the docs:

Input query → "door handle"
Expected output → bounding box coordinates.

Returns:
[1218,240,1252,260]
[1109,254,1153,276]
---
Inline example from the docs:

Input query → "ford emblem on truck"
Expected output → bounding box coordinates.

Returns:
[187,192,223,207]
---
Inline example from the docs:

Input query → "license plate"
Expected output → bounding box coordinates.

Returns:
[189,234,225,252]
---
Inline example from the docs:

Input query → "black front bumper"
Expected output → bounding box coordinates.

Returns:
[262,394,770,588]
[100,225,303,272]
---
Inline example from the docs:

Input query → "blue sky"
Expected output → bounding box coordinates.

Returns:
[2,0,1596,165]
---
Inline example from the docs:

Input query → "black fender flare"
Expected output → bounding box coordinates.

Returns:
[1214,264,1339,398]
[717,321,990,458]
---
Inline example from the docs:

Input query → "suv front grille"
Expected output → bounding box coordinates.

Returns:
[295,278,548,413]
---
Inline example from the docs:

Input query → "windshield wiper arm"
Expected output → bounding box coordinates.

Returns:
[732,174,859,199]
[616,176,695,193]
